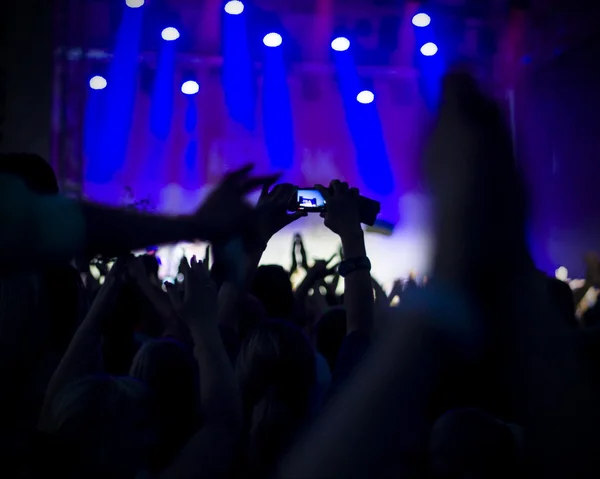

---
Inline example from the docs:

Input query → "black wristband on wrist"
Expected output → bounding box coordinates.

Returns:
[338,256,371,278]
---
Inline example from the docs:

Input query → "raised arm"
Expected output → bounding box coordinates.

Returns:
[294,255,338,302]
[316,182,373,334]
[217,182,307,331]
[0,165,279,269]
[276,72,510,478]
[157,257,242,478]
[39,257,127,427]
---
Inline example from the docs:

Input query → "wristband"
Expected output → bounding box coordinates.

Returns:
[338,256,371,278]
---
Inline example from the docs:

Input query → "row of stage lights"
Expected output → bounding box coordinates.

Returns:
[92,0,437,103]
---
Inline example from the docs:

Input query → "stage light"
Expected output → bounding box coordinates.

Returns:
[356,90,374,104]
[161,27,180,41]
[555,266,568,281]
[125,0,144,8]
[331,37,350,52]
[224,0,244,15]
[181,80,200,95]
[412,13,431,27]
[89,75,107,90]
[420,42,438,56]
[263,33,282,47]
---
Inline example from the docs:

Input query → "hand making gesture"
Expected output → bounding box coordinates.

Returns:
[253,182,307,250]
[195,165,281,245]
[177,256,218,330]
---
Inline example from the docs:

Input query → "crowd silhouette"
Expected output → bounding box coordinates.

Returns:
[1,71,600,478]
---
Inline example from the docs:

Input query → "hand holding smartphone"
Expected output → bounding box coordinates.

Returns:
[288,186,380,226]
[294,188,327,212]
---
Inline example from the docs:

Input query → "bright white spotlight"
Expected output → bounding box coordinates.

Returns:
[125,0,145,8]
[161,27,180,41]
[181,80,200,95]
[356,90,374,104]
[263,33,282,47]
[331,37,350,52]
[555,266,569,281]
[89,75,107,90]
[420,42,438,56]
[412,13,431,27]
[224,0,244,15]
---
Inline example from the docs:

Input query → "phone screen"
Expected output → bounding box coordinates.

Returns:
[296,189,326,212]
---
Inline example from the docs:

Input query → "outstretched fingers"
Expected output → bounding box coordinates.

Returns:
[242,173,282,195]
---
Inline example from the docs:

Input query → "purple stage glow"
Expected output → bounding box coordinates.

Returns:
[82,66,432,284]
[53,0,600,282]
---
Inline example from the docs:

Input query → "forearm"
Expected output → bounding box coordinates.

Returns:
[279,312,447,478]
[217,282,241,330]
[41,319,103,424]
[191,323,242,430]
[245,248,264,287]
[82,203,198,258]
[280,286,480,478]
[295,271,319,300]
[157,314,243,478]
[573,283,591,309]
[0,173,200,267]
[341,232,373,333]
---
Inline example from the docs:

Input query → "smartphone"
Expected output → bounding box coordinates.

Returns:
[295,188,327,212]
[289,187,381,226]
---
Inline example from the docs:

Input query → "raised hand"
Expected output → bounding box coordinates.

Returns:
[253,183,307,249]
[307,253,339,281]
[128,255,153,284]
[371,277,390,312]
[195,165,280,246]
[128,255,179,327]
[87,255,128,319]
[315,181,362,240]
[178,256,218,330]
[425,71,528,283]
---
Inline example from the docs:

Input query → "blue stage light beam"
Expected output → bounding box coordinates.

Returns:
[262,35,295,173]
[84,76,108,176]
[222,2,256,130]
[142,27,178,191]
[85,5,144,188]
[413,12,446,111]
[333,49,395,207]
[181,95,201,190]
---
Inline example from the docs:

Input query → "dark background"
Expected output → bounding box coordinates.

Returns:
[0,1,54,158]
[517,30,600,273]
